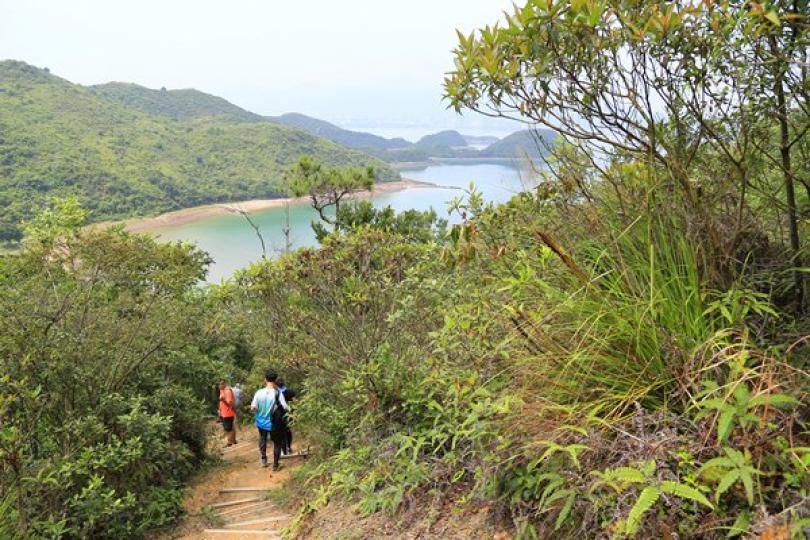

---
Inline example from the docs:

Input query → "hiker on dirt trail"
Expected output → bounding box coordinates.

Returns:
[218,380,237,446]
[250,370,288,471]
[276,378,296,455]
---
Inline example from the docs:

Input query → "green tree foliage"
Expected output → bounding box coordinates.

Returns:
[0,61,397,241]
[0,201,251,538]
[285,156,374,235]
[444,0,809,306]
[286,159,446,242]
[233,172,807,538]
[330,200,446,244]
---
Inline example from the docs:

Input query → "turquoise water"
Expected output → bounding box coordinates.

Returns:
[147,162,534,282]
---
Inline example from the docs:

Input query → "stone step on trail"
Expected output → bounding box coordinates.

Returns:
[280,450,309,460]
[222,446,257,460]
[202,529,281,539]
[204,437,313,537]
[224,514,291,529]
[221,442,252,454]
[218,503,279,522]
[217,500,275,517]
[219,487,270,493]
[210,496,262,509]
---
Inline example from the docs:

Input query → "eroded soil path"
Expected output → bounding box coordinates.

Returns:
[157,423,308,540]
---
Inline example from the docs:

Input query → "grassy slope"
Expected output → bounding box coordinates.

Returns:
[0,60,396,239]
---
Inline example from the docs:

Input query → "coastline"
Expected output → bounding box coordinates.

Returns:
[104,178,441,233]
[389,156,537,170]
[390,160,434,170]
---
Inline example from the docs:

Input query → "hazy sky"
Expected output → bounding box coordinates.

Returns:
[0,0,519,134]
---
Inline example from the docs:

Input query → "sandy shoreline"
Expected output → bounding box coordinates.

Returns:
[103,178,441,233]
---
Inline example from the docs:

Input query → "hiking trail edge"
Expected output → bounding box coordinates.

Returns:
[159,423,309,540]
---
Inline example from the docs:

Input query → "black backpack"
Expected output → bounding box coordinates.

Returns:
[270,388,287,429]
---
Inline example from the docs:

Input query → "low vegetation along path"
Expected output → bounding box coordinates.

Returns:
[165,424,309,540]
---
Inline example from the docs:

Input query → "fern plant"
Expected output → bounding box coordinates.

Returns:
[696,382,800,443]
[698,447,762,506]
[536,440,589,470]
[781,445,810,488]
[501,465,578,531]
[591,460,713,537]
[703,288,779,329]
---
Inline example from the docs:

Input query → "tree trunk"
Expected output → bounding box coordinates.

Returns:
[772,48,804,309]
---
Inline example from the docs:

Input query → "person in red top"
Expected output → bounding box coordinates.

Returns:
[218,380,237,446]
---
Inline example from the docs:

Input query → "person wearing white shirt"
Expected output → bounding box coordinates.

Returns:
[250,369,288,471]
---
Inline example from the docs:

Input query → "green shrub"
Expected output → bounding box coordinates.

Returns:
[0,208,250,538]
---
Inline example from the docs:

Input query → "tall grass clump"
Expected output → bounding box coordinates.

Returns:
[524,215,710,412]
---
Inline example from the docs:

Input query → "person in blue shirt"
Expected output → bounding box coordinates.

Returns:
[250,369,288,471]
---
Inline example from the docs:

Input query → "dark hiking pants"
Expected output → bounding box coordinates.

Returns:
[283,425,292,454]
[258,427,284,468]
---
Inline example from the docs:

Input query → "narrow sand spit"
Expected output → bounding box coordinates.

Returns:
[96,178,441,234]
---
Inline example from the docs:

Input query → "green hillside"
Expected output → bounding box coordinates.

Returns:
[89,81,561,165]
[0,61,396,241]
[90,82,262,121]
[85,88,415,152]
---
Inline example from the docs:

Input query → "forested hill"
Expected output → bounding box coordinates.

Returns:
[416,129,467,147]
[91,85,413,152]
[479,129,557,158]
[0,60,396,241]
[90,82,263,121]
[89,77,558,162]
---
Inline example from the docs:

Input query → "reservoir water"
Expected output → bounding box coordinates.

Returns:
[146,162,536,282]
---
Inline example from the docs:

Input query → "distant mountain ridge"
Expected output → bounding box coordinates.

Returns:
[0,60,395,241]
[0,60,557,242]
[90,85,416,152]
[88,80,557,162]
[267,113,411,150]
[463,134,500,147]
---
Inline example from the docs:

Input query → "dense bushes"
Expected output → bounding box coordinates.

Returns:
[60,1,805,535]
[230,175,806,537]
[0,203,251,538]
[223,7,810,526]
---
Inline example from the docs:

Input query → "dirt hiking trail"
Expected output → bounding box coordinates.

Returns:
[158,423,309,540]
